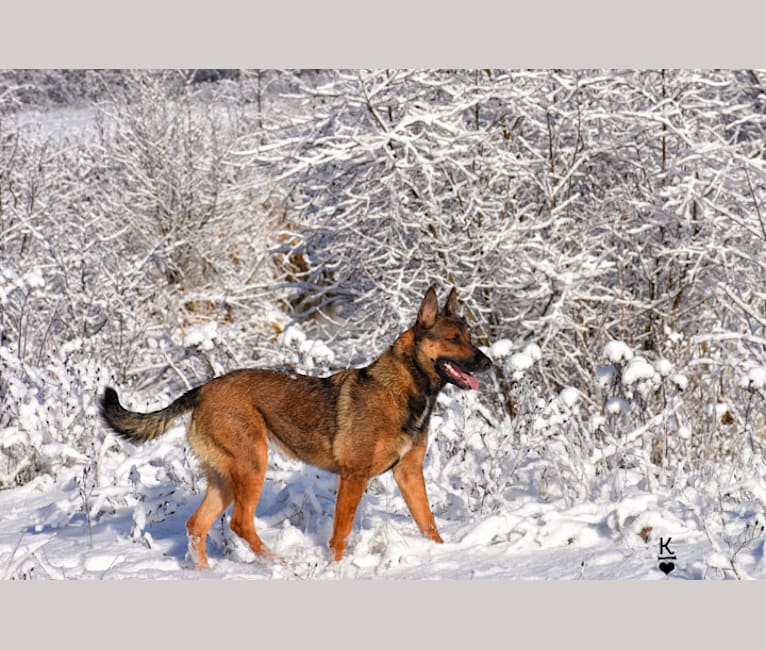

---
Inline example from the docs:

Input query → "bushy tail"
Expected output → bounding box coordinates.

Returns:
[99,386,201,443]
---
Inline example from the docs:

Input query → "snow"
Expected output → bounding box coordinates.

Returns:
[507,351,535,381]
[8,323,745,580]
[750,367,766,389]
[654,358,673,377]
[606,396,631,415]
[741,367,766,390]
[279,325,307,349]
[494,341,542,382]
[590,414,607,432]
[622,357,656,386]
[278,325,336,368]
[715,402,732,420]
[182,322,219,350]
[302,339,335,367]
[671,374,689,391]
[7,106,100,141]
[559,387,580,409]
[522,342,542,362]
[22,268,45,289]
[0,452,744,580]
[510,352,533,372]
[603,341,634,363]
[487,338,513,360]
[596,365,616,388]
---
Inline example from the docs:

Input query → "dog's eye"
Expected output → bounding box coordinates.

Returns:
[450,334,461,343]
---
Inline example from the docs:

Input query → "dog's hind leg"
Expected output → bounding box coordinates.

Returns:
[329,474,368,561]
[228,421,278,563]
[392,444,444,544]
[186,466,233,570]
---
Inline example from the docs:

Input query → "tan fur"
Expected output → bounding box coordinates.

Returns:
[100,286,491,567]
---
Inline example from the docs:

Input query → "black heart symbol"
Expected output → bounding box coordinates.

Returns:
[659,562,675,575]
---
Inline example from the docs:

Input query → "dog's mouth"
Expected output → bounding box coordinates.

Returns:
[437,359,480,390]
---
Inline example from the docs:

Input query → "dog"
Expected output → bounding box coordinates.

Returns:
[100,286,492,568]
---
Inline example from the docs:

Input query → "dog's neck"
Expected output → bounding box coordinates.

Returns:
[361,331,443,438]
[364,330,443,398]
[393,329,444,393]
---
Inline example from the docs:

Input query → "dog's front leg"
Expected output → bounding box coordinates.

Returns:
[329,474,368,561]
[392,444,444,544]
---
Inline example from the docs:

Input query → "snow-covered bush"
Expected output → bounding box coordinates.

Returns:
[0,339,107,488]
[247,70,766,396]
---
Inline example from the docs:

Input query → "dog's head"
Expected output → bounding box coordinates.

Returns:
[413,286,492,390]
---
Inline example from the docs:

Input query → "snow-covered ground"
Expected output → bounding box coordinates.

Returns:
[0,426,755,580]
[6,106,100,141]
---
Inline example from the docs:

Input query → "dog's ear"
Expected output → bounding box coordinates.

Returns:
[416,287,439,330]
[443,287,458,317]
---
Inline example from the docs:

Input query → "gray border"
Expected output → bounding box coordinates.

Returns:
[2,581,763,647]
[1,1,765,67]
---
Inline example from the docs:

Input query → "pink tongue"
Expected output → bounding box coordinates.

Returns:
[453,365,479,390]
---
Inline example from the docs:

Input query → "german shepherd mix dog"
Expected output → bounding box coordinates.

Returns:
[100,287,491,568]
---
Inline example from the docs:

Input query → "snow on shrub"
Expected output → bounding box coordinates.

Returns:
[182,322,219,351]
[740,367,766,393]
[522,343,542,363]
[0,341,110,488]
[558,387,580,411]
[497,340,542,382]
[278,325,336,369]
[596,365,616,389]
[654,359,673,377]
[487,338,513,361]
[622,357,657,386]
[509,352,534,380]
[603,341,634,364]
[670,374,689,391]
[605,395,631,416]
